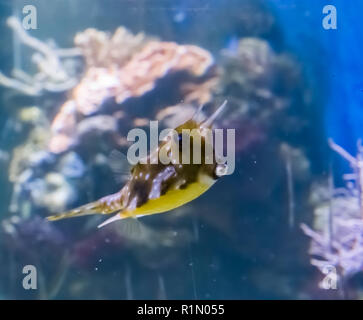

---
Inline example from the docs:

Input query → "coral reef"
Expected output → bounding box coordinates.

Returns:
[74,27,148,69]
[0,17,81,96]
[0,5,313,299]
[217,38,303,131]
[302,140,363,290]
[3,23,307,229]
[49,28,218,154]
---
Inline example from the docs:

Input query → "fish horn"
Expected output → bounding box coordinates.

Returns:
[201,100,227,128]
[192,104,205,121]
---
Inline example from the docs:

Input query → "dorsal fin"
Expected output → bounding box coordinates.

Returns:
[108,149,131,184]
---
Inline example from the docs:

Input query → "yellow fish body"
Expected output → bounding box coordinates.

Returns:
[47,101,228,228]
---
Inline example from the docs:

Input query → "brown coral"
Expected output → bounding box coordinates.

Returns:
[49,101,78,154]
[73,41,215,115]
[74,27,148,69]
[112,41,215,105]
[49,27,217,154]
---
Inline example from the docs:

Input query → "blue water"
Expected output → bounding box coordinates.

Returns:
[272,0,363,170]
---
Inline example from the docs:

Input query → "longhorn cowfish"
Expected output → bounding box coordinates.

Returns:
[47,101,229,228]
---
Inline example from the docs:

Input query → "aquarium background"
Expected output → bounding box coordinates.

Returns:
[0,0,361,299]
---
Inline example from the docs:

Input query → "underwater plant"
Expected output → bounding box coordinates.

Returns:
[0,17,81,96]
[302,139,363,293]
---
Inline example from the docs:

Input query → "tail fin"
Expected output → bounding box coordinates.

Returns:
[47,200,108,221]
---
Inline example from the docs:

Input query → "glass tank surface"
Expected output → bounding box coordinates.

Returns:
[0,0,361,300]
